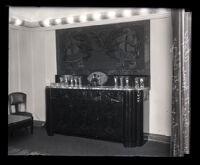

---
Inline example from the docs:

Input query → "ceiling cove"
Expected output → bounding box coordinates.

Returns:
[9,7,171,28]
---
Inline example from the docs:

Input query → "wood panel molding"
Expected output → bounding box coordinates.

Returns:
[144,132,170,144]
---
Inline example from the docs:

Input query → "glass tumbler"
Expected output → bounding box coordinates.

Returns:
[114,76,118,88]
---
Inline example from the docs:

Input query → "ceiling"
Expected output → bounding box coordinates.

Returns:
[9,7,127,22]
[9,7,171,28]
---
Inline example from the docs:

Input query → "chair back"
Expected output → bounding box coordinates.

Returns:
[8,92,27,114]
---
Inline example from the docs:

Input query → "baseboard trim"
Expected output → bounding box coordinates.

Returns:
[144,132,170,144]
[34,120,170,144]
[34,120,45,127]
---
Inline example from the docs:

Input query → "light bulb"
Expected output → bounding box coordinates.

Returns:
[107,11,116,19]
[14,18,23,26]
[79,15,87,22]
[139,8,149,15]
[122,9,132,17]
[43,19,50,27]
[92,13,101,21]
[54,18,62,25]
[67,17,74,24]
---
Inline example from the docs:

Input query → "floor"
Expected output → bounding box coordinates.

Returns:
[8,126,170,156]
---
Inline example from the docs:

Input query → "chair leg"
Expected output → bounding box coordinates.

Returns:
[31,118,33,134]
[30,124,33,134]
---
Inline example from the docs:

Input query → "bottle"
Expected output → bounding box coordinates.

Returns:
[70,77,74,87]
[135,77,139,89]
[78,76,82,87]
[114,76,118,88]
[74,77,78,87]
[65,77,69,87]
[140,78,144,89]
[120,76,124,88]
[125,77,129,88]
[59,77,64,83]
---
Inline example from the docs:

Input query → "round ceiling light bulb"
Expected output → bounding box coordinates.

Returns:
[43,19,50,27]
[14,18,23,26]
[107,11,116,19]
[79,15,87,22]
[92,13,101,21]
[139,8,149,15]
[122,9,132,17]
[54,18,62,25]
[67,17,74,24]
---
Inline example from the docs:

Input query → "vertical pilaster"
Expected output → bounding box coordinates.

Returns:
[123,90,144,147]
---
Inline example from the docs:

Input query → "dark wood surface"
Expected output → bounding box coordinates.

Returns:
[8,115,30,124]
[45,87,144,147]
[8,115,33,134]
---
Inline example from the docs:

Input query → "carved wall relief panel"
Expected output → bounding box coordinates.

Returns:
[56,20,150,76]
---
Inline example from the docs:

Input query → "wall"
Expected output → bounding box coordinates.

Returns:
[8,13,172,136]
[9,29,21,92]
[8,27,57,121]
[149,17,172,136]
[9,29,34,115]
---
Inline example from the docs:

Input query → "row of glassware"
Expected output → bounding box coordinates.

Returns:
[53,76,82,88]
[49,75,145,89]
[114,76,144,89]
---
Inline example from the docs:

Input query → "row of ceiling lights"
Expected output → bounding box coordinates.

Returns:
[10,8,167,27]
[40,9,137,27]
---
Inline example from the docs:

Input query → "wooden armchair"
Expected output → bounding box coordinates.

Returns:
[8,92,33,134]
